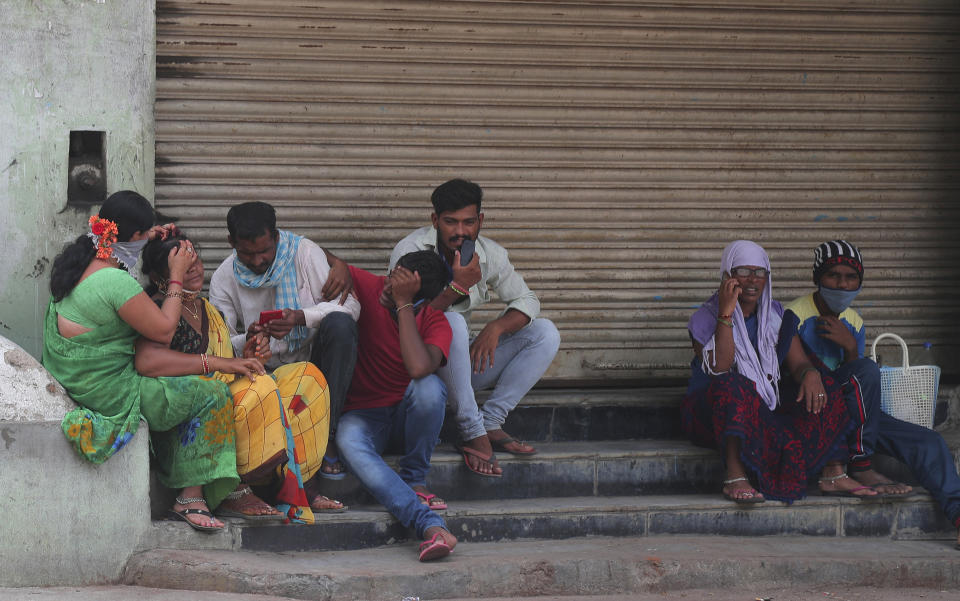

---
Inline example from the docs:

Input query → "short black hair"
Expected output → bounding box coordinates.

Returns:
[227,201,277,241]
[431,178,482,215]
[396,250,452,302]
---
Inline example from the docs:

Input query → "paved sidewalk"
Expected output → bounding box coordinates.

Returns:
[1,587,959,601]
[121,535,959,600]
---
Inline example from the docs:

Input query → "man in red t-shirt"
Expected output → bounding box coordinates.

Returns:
[337,250,457,561]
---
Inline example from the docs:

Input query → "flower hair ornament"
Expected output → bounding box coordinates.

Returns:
[88,215,119,260]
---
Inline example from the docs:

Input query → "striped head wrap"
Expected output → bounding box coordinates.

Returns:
[813,239,863,285]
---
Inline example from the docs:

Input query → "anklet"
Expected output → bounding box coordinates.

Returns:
[224,485,253,500]
[722,477,748,485]
[175,496,206,505]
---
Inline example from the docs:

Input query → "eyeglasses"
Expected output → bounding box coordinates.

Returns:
[730,267,769,279]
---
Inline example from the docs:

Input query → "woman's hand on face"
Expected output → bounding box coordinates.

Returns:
[718,275,742,316]
[167,240,195,280]
[797,369,827,414]
[212,356,266,381]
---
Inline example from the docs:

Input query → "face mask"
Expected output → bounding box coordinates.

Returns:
[112,239,149,271]
[818,285,861,314]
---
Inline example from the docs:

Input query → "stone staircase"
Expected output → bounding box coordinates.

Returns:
[127,385,960,599]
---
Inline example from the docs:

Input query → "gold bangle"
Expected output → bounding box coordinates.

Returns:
[797,366,818,381]
[717,317,733,328]
[396,302,414,312]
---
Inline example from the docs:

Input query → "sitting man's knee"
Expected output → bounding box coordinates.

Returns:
[444,311,469,339]
[409,375,447,410]
[532,318,561,353]
[321,311,358,336]
[846,356,881,382]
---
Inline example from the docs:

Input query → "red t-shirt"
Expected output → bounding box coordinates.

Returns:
[344,265,452,411]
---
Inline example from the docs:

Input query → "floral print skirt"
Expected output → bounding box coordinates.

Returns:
[143,375,240,509]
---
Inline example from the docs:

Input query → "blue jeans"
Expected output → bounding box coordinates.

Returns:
[439,312,561,441]
[836,358,960,525]
[337,376,447,538]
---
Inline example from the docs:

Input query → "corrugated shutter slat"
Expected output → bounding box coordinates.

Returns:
[156,0,960,381]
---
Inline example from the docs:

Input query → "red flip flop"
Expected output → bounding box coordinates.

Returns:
[418,532,453,562]
[454,442,503,478]
[415,491,448,510]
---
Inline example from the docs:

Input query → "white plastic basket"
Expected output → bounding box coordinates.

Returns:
[869,333,940,429]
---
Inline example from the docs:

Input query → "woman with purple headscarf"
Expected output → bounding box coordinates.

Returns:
[681,240,876,503]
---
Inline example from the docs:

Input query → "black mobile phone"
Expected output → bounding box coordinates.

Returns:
[459,239,475,266]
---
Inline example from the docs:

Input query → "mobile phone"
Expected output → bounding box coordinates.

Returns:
[259,310,283,325]
[459,239,475,266]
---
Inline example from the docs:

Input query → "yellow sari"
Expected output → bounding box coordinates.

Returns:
[201,300,331,524]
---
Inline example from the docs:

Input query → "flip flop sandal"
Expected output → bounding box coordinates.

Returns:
[453,442,503,478]
[870,482,915,498]
[489,435,538,456]
[168,508,224,533]
[310,495,348,513]
[216,485,285,521]
[721,477,765,505]
[216,507,285,521]
[418,532,453,562]
[818,473,880,499]
[319,454,347,480]
[415,491,448,511]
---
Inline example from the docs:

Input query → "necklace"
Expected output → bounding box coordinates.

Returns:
[183,299,201,322]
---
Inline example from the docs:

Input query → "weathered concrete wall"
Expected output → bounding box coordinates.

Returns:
[0,0,155,359]
[0,335,152,587]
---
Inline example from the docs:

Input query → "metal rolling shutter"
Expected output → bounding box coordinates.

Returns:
[155,0,960,382]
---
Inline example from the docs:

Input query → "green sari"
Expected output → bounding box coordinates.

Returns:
[42,268,239,508]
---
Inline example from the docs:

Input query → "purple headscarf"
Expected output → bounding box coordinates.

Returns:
[688,240,783,409]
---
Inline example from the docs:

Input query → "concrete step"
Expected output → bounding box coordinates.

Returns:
[445,386,686,443]
[329,440,725,506]
[151,439,723,518]
[147,491,955,555]
[123,535,960,601]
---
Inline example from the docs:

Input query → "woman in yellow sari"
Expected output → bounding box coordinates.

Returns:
[135,233,345,524]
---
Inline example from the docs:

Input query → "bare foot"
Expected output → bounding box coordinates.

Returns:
[819,465,878,497]
[173,486,224,530]
[412,485,448,510]
[460,434,502,476]
[487,428,537,455]
[852,468,913,495]
[310,494,347,512]
[220,485,282,517]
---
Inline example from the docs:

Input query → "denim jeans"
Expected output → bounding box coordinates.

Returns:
[438,312,561,441]
[336,376,447,538]
[308,311,358,435]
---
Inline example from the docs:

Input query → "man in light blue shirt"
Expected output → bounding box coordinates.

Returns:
[390,179,560,477]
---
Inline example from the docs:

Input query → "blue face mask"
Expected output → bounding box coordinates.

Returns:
[818,285,861,314]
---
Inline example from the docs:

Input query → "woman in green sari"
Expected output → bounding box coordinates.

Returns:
[43,190,246,532]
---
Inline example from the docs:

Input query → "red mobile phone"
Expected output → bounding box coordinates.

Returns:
[259,310,283,325]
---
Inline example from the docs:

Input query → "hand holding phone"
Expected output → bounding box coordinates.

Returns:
[259,310,283,325]
[459,239,475,266]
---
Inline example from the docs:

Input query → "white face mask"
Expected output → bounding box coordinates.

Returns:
[111,238,149,271]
